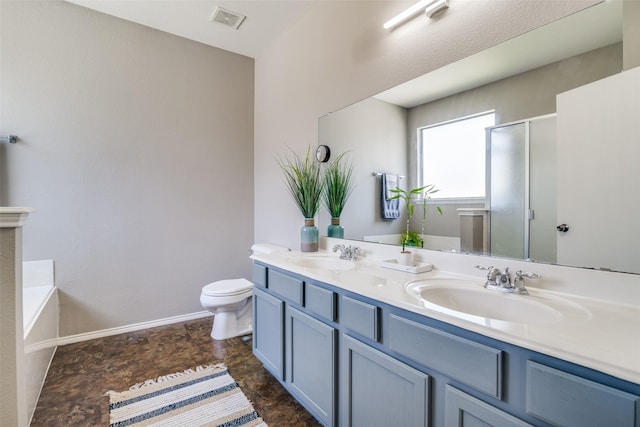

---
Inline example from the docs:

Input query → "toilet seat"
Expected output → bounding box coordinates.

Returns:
[202,278,253,297]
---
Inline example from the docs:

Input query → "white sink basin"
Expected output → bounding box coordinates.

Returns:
[288,254,356,271]
[406,278,590,325]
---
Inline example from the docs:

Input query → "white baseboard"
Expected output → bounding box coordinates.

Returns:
[57,311,213,346]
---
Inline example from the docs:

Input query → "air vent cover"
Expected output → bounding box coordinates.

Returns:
[210,6,246,30]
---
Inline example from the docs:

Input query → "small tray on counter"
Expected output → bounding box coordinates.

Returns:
[380,259,433,274]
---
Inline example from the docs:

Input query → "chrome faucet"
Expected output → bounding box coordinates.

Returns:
[477,265,509,288]
[511,270,541,295]
[333,244,361,261]
[475,265,539,295]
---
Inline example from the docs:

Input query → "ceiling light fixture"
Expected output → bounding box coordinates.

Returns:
[383,0,449,30]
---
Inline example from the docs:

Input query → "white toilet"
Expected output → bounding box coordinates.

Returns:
[200,243,289,340]
[200,278,254,340]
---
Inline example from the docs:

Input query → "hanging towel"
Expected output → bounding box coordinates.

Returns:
[381,173,400,220]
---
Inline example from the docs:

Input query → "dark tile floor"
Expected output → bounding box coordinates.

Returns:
[30,317,321,426]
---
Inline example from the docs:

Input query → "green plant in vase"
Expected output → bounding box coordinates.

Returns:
[389,184,441,254]
[400,230,424,248]
[278,146,324,252]
[323,152,355,239]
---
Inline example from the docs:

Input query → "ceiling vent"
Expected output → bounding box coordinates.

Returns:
[210,6,246,30]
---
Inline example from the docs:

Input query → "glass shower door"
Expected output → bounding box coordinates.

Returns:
[488,123,527,259]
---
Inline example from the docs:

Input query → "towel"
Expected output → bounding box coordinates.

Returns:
[251,243,290,255]
[381,173,400,220]
[385,174,398,199]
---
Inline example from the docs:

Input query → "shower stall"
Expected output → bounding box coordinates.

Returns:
[486,115,557,263]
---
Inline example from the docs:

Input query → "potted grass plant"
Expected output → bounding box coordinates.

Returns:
[323,152,355,239]
[278,146,324,252]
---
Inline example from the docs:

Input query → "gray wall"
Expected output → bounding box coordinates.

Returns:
[318,97,407,240]
[0,1,255,337]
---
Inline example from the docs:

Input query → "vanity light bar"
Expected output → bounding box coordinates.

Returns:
[383,0,449,29]
[425,0,449,19]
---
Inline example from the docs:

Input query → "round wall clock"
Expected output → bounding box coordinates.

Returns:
[316,145,331,163]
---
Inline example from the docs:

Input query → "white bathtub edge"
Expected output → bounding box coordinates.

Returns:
[24,289,58,426]
[24,286,57,338]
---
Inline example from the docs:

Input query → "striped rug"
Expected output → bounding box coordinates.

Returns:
[107,364,267,427]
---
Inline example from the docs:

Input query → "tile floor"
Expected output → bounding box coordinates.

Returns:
[30,317,321,426]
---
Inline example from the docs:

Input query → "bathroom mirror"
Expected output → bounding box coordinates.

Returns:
[317,1,636,273]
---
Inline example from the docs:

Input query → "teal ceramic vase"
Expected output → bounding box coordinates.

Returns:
[301,218,319,252]
[327,217,344,238]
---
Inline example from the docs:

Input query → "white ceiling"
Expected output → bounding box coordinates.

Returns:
[68,0,622,105]
[66,0,314,58]
[375,0,622,108]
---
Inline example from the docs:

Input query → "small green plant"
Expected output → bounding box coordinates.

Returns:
[323,152,355,219]
[389,184,442,251]
[278,146,323,219]
[401,231,424,248]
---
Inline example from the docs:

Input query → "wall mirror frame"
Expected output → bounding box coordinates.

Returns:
[317,0,639,274]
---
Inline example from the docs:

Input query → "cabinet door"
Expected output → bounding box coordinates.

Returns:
[445,386,532,427]
[526,361,640,427]
[286,307,337,427]
[341,334,429,427]
[253,287,285,381]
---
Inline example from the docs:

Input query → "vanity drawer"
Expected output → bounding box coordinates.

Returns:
[305,283,336,322]
[341,296,380,342]
[252,263,267,288]
[526,361,640,427]
[268,270,303,305]
[389,314,503,399]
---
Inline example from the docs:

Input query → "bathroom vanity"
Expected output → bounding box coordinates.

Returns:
[251,246,640,427]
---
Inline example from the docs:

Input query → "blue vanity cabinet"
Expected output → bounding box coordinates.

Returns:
[252,264,338,427]
[341,295,380,342]
[252,263,267,288]
[387,314,503,399]
[252,262,640,427]
[286,306,337,426]
[253,287,285,380]
[339,293,430,426]
[340,334,429,427]
[445,386,533,427]
[526,362,640,427]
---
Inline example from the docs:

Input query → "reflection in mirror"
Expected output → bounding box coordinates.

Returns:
[317,1,634,272]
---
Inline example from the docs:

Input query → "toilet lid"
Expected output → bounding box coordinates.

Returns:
[202,278,253,297]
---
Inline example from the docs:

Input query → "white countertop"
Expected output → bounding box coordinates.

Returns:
[252,249,640,385]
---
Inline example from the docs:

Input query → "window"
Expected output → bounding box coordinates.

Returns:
[418,112,495,200]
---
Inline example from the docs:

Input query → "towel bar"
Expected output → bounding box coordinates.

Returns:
[372,172,404,179]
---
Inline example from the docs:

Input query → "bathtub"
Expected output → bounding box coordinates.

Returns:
[23,260,58,424]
